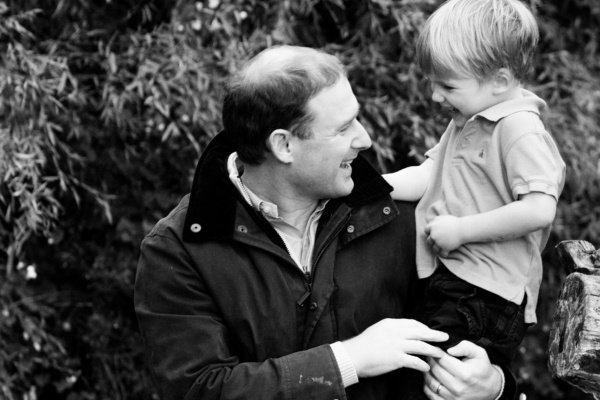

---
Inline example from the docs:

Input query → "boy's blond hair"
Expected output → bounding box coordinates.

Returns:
[417,0,539,81]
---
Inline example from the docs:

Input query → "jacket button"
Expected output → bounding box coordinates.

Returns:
[190,223,201,233]
[346,225,354,233]
[383,206,391,215]
[237,225,248,233]
[309,302,318,311]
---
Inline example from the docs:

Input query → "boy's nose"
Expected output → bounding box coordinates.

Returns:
[431,87,444,103]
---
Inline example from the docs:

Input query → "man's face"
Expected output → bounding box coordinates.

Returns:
[429,74,497,128]
[287,77,372,202]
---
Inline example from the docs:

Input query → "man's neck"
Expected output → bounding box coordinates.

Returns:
[241,165,319,233]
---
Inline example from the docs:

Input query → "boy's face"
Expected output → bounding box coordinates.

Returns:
[428,74,498,128]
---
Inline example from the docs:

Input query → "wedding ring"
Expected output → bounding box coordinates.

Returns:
[436,383,443,395]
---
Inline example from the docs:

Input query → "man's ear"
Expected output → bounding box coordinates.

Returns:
[493,68,516,94]
[268,129,294,163]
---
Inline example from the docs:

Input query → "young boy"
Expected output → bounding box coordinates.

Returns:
[384,0,566,366]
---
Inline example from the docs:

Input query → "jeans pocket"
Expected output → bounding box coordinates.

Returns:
[456,291,486,339]
[494,300,528,344]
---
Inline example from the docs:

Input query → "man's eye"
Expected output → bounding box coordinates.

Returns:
[340,121,354,132]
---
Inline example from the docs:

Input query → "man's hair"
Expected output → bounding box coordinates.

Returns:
[416,0,539,81]
[222,45,346,165]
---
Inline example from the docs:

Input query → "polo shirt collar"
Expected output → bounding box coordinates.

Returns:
[476,89,546,123]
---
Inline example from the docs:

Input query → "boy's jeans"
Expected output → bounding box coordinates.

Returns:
[422,264,530,365]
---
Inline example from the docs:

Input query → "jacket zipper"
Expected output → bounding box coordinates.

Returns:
[296,213,351,306]
[262,223,312,305]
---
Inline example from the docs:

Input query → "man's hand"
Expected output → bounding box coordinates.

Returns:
[425,215,464,257]
[423,341,502,400]
[343,319,448,378]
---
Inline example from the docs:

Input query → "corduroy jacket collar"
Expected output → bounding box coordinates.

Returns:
[182,130,393,243]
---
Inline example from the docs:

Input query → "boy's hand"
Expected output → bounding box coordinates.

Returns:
[425,215,464,257]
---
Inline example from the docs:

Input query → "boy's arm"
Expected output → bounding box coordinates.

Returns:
[383,159,434,201]
[426,192,557,257]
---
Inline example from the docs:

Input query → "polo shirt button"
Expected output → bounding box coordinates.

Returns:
[190,223,201,233]
[237,225,248,233]
[383,206,391,215]
[346,225,354,233]
[309,302,318,311]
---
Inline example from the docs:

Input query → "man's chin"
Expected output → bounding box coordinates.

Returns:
[319,176,355,200]
[335,181,354,198]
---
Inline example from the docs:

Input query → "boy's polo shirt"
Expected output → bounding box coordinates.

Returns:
[416,90,566,323]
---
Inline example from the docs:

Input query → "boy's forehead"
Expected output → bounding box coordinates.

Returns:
[428,71,471,82]
[429,62,499,81]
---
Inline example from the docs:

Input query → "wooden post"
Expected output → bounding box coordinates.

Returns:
[548,240,600,400]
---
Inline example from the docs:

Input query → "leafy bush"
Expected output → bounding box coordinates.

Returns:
[0,0,598,399]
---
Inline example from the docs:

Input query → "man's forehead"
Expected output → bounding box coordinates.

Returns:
[307,78,359,126]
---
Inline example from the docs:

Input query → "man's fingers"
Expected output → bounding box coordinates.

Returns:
[423,370,447,400]
[345,319,452,378]
[385,319,449,343]
[447,340,488,360]
[401,354,433,373]
[403,341,447,359]
[426,357,457,393]
[432,341,491,383]
[431,351,465,380]
[410,327,449,345]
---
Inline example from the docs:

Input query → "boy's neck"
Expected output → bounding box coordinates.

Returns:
[499,83,523,102]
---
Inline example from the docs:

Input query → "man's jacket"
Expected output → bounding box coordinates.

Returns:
[134,131,515,399]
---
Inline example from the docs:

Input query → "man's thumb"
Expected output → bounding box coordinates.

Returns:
[447,340,488,360]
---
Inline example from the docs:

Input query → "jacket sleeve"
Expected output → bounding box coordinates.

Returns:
[499,364,518,400]
[134,231,347,400]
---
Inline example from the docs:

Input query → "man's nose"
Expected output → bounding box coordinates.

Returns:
[352,121,372,150]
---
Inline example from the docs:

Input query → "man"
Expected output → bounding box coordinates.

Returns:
[134,45,515,399]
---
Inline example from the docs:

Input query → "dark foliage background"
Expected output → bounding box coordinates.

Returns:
[1,0,598,399]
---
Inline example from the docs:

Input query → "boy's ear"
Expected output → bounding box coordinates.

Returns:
[267,129,294,164]
[493,68,516,94]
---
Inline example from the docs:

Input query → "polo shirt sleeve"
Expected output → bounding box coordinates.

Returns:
[501,119,565,201]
